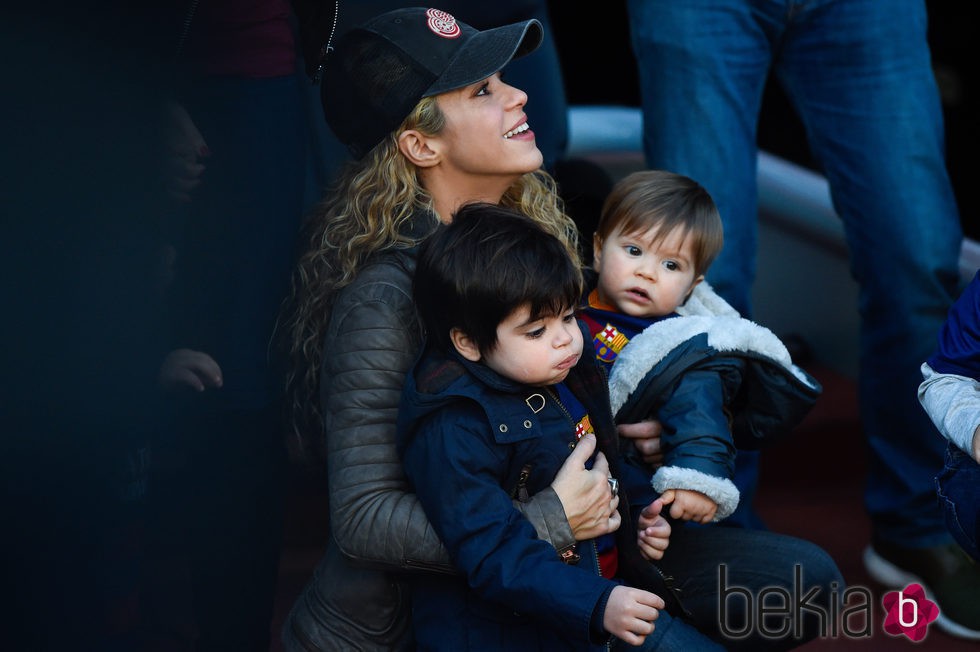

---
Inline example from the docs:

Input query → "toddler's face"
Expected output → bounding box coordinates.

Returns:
[478,304,583,386]
[593,224,702,318]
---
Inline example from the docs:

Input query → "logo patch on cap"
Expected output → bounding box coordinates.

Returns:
[426,8,461,39]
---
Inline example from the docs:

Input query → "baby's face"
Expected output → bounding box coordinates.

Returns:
[592,224,702,318]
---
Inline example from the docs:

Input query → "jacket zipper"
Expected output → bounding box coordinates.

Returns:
[544,386,576,443]
[546,386,685,632]
[313,0,341,83]
[514,463,532,502]
[174,0,200,61]
[542,387,586,564]
[588,539,613,652]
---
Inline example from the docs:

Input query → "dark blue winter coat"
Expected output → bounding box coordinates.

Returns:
[396,323,685,651]
[603,282,822,519]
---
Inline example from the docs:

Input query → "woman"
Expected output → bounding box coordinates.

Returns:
[281,7,842,651]
[281,9,622,651]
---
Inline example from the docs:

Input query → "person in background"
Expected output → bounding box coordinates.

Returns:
[146,1,310,649]
[918,269,980,599]
[625,0,978,638]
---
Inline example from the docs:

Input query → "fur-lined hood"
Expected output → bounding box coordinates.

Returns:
[609,282,819,415]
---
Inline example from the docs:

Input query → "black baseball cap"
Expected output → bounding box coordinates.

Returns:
[321,7,543,159]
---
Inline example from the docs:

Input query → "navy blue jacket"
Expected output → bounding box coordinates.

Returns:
[396,323,685,651]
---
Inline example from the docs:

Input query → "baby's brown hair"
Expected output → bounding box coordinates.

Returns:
[595,170,723,278]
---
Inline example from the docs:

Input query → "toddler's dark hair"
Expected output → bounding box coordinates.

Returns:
[415,202,583,355]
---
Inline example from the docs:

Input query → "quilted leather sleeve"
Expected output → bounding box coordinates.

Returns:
[322,262,451,569]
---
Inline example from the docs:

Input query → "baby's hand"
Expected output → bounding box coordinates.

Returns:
[637,498,671,561]
[603,585,663,646]
[159,348,223,392]
[660,488,717,524]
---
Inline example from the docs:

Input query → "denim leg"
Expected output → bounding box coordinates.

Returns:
[626,0,788,529]
[614,607,726,651]
[656,524,844,650]
[773,0,963,546]
[628,0,964,546]
[627,0,782,318]
[936,442,980,562]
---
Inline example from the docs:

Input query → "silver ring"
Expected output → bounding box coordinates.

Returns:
[607,477,619,498]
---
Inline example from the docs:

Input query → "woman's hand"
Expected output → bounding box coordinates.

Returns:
[551,434,620,540]
[617,419,664,467]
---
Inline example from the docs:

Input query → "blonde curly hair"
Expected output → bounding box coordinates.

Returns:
[279,96,580,461]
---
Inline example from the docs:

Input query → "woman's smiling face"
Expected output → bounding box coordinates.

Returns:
[432,72,544,178]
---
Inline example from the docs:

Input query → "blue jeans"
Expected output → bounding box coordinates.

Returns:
[637,525,844,650]
[936,443,980,562]
[615,612,725,651]
[627,0,963,546]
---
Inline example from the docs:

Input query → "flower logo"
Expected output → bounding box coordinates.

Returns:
[881,583,939,641]
[425,9,461,39]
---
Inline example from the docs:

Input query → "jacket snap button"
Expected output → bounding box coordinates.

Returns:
[523,420,532,429]
[499,424,508,433]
